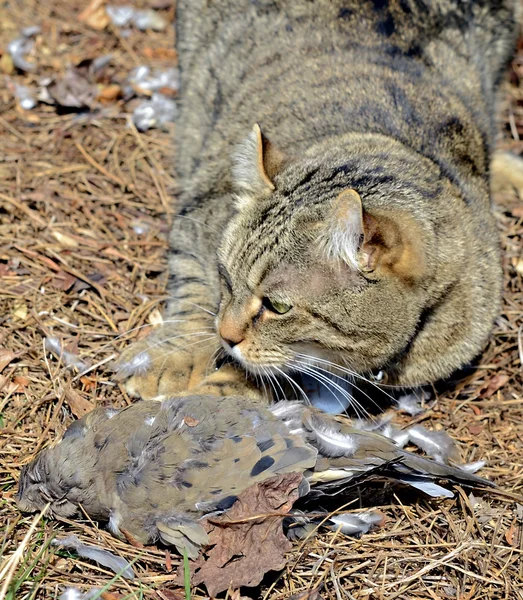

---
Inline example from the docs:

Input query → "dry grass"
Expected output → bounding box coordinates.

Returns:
[0,2,522,598]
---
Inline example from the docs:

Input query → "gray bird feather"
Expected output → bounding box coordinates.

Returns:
[53,536,135,580]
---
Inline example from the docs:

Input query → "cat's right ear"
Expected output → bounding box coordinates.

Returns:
[232,124,288,201]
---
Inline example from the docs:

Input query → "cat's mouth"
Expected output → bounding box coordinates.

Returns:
[217,350,355,414]
[290,372,354,414]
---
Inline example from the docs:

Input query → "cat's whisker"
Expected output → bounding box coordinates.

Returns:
[153,336,217,373]
[272,366,310,405]
[205,346,224,377]
[73,319,194,358]
[175,299,217,317]
[296,361,377,421]
[295,352,401,399]
[292,364,354,416]
[127,330,216,363]
[261,366,280,401]
[119,331,217,376]
[291,360,364,418]
[172,214,221,236]
[295,359,384,417]
[267,369,287,401]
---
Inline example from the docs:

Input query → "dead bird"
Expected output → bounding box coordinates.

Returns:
[17,395,492,558]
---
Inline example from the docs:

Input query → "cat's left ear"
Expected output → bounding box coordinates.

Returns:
[232,124,289,198]
[320,189,426,281]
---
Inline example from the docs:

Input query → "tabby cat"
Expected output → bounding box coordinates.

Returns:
[117,0,521,404]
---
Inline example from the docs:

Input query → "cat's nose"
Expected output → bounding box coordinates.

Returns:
[221,335,243,348]
[219,318,245,348]
[220,329,244,348]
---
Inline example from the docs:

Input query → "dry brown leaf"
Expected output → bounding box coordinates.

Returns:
[189,473,303,596]
[143,47,177,60]
[0,349,17,373]
[479,373,510,398]
[164,549,172,573]
[467,424,483,435]
[505,523,518,547]
[47,67,98,109]
[0,375,21,394]
[50,271,78,292]
[120,528,145,548]
[100,593,123,600]
[98,84,122,102]
[78,0,110,30]
[13,375,29,388]
[80,376,97,391]
[64,387,96,418]
[288,586,325,600]
[156,590,185,600]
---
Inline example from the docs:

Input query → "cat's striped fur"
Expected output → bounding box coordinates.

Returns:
[117,0,521,401]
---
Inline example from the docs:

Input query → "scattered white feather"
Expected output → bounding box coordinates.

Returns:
[60,589,88,600]
[399,478,454,498]
[406,425,458,464]
[381,423,410,448]
[108,510,122,535]
[329,510,383,535]
[396,393,425,416]
[59,589,102,600]
[305,414,358,458]
[460,460,486,474]
[117,351,151,377]
[44,336,89,372]
[53,535,134,580]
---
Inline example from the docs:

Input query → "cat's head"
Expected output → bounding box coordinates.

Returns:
[216,125,435,383]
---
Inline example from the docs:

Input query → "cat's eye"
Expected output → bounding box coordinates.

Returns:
[262,297,293,315]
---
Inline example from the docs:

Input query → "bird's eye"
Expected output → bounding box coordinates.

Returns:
[263,297,293,315]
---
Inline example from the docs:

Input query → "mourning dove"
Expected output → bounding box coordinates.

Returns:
[17,394,491,558]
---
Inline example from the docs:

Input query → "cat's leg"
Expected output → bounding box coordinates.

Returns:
[115,196,239,400]
[490,151,523,198]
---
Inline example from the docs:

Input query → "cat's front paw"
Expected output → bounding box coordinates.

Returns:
[114,334,221,401]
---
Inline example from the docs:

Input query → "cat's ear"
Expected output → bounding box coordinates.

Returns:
[320,189,425,280]
[232,124,288,198]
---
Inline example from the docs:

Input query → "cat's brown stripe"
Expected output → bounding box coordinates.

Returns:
[116,0,521,402]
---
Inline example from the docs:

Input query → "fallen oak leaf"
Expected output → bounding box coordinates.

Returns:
[64,387,96,418]
[0,349,18,373]
[120,528,145,548]
[188,473,302,597]
[505,522,518,547]
[479,373,510,399]
[288,585,325,600]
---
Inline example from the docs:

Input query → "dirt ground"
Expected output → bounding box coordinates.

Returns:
[0,2,522,599]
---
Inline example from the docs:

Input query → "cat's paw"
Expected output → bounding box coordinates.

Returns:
[114,334,221,401]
